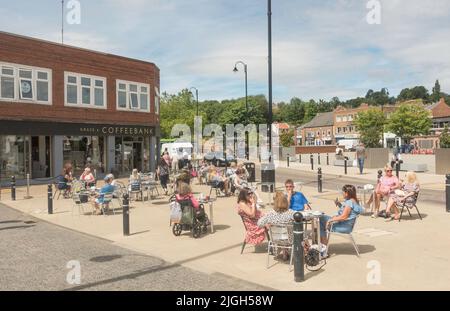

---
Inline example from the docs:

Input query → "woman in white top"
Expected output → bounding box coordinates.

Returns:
[80,167,95,187]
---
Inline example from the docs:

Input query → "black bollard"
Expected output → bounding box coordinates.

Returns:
[122,193,130,236]
[287,154,290,167]
[11,176,16,201]
[344,157,348,175]
[395,160,400,178]
[293,212,305,282]
[446,174,450,213]
[310,154,314,171]
[47,184,53,214]
[377,170,383,183]
[318,167,323,193]
[318,153,321,165]
[326,153,329,166]
[299,154,301,163]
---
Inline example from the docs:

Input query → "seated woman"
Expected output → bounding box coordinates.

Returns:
[208,165,230,195]
[366,165,400,218]
[175,182,200,209]
[385,171,420,221]
[237,189,266,247]
[80,167,95,188]
[258,192,295,228]
[57,164,73,198]
[319,185,363,253]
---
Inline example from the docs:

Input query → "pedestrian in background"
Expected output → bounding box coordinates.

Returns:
[355,143,367,175]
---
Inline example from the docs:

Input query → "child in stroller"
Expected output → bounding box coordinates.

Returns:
[171,182,210,238]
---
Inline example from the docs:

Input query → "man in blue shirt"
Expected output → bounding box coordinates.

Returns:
[285,179,311,211]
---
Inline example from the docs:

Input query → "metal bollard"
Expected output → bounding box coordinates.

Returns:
[318,153,321,165]
[395,160,403,178]
[298,154,301,163]
[123,193,130,236]
[344,157,348,175]
[310,154,314,171]
[47,184,53,214]
[318,167,323,193]
[377,170,383,183]
[446,174,450,213]
[326,153,329,166]
[293,212,305,282]
[24,173,32,199]
[11,176,16,201]
[287,154,290,167]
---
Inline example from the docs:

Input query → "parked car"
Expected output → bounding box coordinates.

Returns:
[203,151,235,167]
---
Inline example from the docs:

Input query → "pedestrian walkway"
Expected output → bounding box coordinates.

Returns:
[1,179,449,290]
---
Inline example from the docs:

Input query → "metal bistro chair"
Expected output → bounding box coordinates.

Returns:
[327,216,360,257]
[129,182,143,202]
[398,192,422,222]
[72,190,90,216]
[267,224,294,270]
[99,193,115,216]
[113,181,127,208]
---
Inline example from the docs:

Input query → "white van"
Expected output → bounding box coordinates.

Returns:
[338,139,359,151]
[161,142,193,160]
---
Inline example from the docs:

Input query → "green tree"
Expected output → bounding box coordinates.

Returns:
[439,125,450,148]
[386,103,432,141]
[431,79,441,102]
[303,100,318,123]
[280,129,295,147]
[398,86,429,102]
[354,108,386,147]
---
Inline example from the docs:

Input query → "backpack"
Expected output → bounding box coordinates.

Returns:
[169,201,182,223]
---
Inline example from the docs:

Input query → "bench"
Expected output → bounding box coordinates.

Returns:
[397,163,428,172]
[333,159,355,167]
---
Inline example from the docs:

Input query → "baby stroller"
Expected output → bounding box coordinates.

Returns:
[170,199,209,238]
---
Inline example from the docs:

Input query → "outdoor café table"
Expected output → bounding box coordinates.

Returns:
[142,180,160,201]
[198,198,216,233]
[301,210,326,259]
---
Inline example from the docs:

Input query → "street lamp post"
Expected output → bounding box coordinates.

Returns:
[233,61,249,160]
[267,0,273,161]
[190,87,200,156]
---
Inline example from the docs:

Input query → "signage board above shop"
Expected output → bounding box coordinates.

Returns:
[0,120,156,137]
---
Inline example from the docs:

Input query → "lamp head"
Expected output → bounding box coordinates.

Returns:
[233,66,238,73]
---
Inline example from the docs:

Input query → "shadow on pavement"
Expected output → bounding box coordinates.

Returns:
[329,243,376,256]
[0,225,35,231]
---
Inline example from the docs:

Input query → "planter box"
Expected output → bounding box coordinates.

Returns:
[365,148,389,169]
[435,149,450,175]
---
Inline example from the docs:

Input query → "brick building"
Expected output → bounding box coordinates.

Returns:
[298,112,334,146]
[0,32,160,180]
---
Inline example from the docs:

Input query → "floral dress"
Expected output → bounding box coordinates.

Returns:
[392,183,420,208]
[237,204,266,245]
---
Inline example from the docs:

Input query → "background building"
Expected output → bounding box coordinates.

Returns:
[0,32,160,180]
[298,112,334,146]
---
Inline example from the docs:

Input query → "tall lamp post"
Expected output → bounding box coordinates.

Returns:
[233,61,249,160]
[267,0,273,161]
[190,87,200,156]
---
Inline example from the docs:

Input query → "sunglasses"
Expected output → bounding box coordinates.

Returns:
[285,185,294,188]
[386,170,393,172]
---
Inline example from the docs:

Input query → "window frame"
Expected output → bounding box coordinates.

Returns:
[116,79,150,113]
[64,72,107,109]
[0,62,52,105]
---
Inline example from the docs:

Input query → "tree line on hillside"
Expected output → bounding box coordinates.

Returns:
[160,80,450,138]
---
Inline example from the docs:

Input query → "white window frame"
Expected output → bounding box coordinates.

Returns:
[64,72,107,109]
[154,86,160,115]
[116,79,150,113]
[336,116,342,122]
[0,61,52,105]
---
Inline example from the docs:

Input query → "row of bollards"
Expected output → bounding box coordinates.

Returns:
[3,175,33,201]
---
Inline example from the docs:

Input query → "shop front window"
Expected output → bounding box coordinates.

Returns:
[0,136,29,179]
[63,136,105,177]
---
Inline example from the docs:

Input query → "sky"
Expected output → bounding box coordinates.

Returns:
[1,0,449,102]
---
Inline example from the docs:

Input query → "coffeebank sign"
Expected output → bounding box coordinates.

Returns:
[0,120,155,137]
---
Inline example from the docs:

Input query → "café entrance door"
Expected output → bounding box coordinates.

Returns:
[123,142,143,173]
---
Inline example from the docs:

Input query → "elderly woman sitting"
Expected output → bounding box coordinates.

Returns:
[385,171,420,221]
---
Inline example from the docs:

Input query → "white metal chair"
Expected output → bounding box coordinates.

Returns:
[267,224,294,270]
[327,216,360,257]
[72,191,89,216]
[99,193,115,216]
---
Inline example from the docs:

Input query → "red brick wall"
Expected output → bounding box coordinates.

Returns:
[296,145,336,154]
[0,32,160,127]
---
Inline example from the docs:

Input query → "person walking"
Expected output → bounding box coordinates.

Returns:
[355,143,367,175]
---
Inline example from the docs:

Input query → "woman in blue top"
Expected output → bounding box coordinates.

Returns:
[319,184,363,246]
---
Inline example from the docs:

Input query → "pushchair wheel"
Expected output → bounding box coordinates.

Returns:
[202,225,208,234]
[172,223,182,236]
[192,224,202,238]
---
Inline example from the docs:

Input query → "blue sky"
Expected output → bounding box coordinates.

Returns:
[1,0,449,102]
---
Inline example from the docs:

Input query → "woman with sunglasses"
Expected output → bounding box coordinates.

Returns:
[237,188,266,247]
[369,165,400,218]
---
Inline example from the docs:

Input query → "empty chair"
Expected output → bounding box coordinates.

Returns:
[267,224,294,270]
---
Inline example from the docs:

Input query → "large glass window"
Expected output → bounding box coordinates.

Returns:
[63,136,105,176]
[0,62,51,104]
[0,136,29,180]
[64,72,106,108]
[116,80,150,112]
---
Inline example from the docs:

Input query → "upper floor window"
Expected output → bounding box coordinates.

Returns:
[116,80,150,112]
[154,86,160,115]
[342,116,348,122]
[0,62,51,104]
[336,116,342,122]
[65,72,106,109]
[348,114,353,121]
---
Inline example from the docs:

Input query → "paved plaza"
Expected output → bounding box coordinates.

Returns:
[1,164,449,291]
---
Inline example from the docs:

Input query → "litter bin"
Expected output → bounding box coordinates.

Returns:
[261,163,275,192]
[244,162,256,183]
